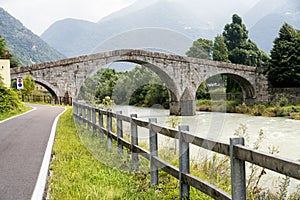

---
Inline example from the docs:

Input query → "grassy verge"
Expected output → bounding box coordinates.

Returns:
[48,108,217,199]
[0,105,32,121]
[47,108,300,199]
[47,108,162,200]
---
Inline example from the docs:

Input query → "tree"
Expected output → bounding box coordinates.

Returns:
[0,35,20,68]
[22,74,35,95]
[267,23,300,87]
[223,14,248,51]
[213,35,230,62]
[186,38,213,59]
[222,14,269,67]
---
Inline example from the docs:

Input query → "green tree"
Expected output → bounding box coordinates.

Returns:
[222,14,269,67]
[0,35,20,68]
[95,69,119,101]
[223,14,248,51]
[186,38,213,59]
[22,74,35,95]
[213,34,230,62]
[267,23,300,87]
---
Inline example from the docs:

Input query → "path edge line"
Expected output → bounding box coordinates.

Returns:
[31,107,67,200]
[0,106,37,124]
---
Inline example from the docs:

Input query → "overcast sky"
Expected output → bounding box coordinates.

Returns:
[0,0,259,36]
[0,0,136,35]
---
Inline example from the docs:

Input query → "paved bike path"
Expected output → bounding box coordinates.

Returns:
[0,104,65,200]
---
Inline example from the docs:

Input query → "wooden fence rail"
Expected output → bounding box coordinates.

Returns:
[73,101,300,200]
[21,94,72,105]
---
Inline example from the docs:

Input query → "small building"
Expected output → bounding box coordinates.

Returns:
[0,59,10,88]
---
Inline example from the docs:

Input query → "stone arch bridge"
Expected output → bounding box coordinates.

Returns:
[11,49,269,116]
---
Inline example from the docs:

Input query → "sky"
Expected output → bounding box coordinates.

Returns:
[0,0,260,36]
[0,0,136,35]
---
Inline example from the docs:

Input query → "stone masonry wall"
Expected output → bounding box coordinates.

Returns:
[268,88,300,104]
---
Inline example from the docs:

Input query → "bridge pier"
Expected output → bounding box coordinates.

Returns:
[180,99,196,116]
[169,87,196,116]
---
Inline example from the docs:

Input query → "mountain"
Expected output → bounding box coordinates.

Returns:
[0,7,65,65]
[41,0,251,57]
[41,18,103,57]
[247,0,300,53]
[40,0,300,57]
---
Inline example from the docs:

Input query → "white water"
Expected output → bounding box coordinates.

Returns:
[114,105,300,193]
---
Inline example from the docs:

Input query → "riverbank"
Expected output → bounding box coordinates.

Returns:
[196,99,300,120]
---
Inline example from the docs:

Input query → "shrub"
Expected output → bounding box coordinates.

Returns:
[250,104,266,116]
[0,78,23,114]
[235,103,250,114]
[278,96,289,107]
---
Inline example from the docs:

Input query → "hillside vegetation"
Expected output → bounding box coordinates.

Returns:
[0,8,65,66]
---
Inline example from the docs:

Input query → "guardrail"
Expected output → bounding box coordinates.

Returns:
[73,101,300,200]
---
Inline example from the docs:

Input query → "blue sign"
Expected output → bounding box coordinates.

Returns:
[17,77,23,90]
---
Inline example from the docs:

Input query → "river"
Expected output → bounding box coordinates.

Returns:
[113,105,300,194]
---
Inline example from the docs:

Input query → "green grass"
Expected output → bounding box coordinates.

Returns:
[48,108,218,199]
[47,108,162,200]
[0,105,32,121]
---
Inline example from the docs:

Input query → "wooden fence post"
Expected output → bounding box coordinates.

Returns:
[98,107,104,142]
[179,125,190,200]
[92,106,96,135]
[73,102,77,115]
[116,111,123,154]
[230,137,246,200]
[79,104,84,124]
[107,108,112,149]
[131,114,139,171]
[83,105,87,128]
[149,118,158,186]
[87,106,91,131]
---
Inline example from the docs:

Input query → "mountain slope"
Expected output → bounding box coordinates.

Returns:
[41,0,234,57]
[248,0,300,53]
[0,7,65,65]
[41,0,300,57]
[41,18,104,57]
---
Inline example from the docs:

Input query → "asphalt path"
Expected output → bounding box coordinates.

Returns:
[0,104,65,200]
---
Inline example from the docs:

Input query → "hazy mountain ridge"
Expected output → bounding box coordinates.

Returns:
[41,18,104,57]
[247,0,300,53]
[0,7,65,65]
[41,0,300,57]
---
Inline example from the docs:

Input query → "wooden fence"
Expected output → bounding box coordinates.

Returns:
[22,94,72,105]
[73,101,300,200]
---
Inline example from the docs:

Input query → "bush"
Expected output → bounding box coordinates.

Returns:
[250,104,266,116]
[0,78,23,114]
[235,103,250,114]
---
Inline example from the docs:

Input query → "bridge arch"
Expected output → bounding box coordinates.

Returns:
[31,77,60,99]
[81,59,180,115]
[199,72,256,102]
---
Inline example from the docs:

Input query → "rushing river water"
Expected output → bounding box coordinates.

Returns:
[113,105,300,193]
